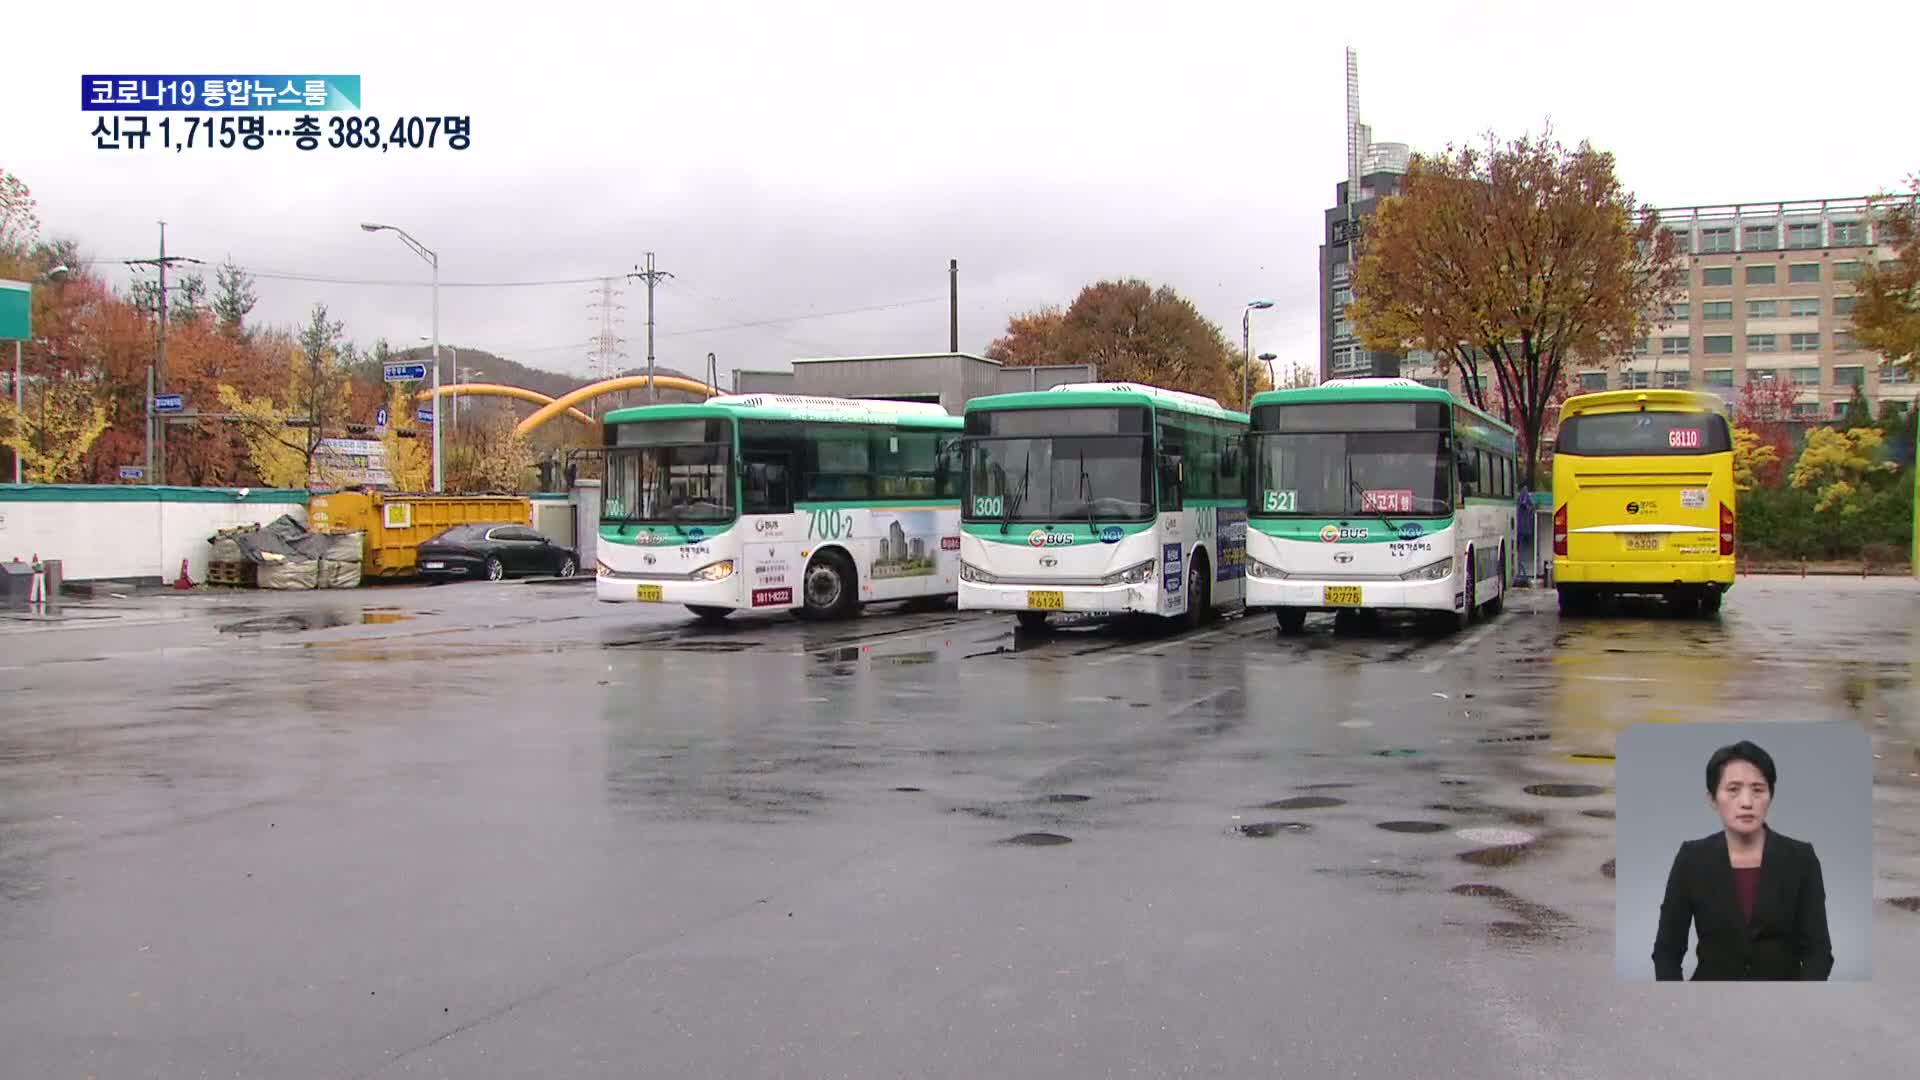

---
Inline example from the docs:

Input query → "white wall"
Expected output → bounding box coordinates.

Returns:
[0,489,307,584]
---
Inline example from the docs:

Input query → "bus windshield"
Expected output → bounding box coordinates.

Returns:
[965,435,1150,522]
[1557,410,1732,456]
[1250,431,1452,516]
[604,425,734,524]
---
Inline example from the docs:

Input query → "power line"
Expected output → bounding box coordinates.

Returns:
[654,295,948,339]
[86,259,610,289]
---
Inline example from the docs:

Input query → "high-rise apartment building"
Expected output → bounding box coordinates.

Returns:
[1319,48,1412,382]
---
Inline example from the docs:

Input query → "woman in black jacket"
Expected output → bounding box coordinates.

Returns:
[1652,740,1833,980]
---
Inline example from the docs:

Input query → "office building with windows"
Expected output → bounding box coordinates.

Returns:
[1571,197,1911,421]
[1396,196,1911,424]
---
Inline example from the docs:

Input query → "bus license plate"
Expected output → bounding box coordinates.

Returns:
[1625,535,1661,551]
[636,584,663,602]
[1323,586,1362,606]
[1027,590,1065,610]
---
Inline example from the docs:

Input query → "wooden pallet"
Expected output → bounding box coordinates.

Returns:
[207,561,256,587]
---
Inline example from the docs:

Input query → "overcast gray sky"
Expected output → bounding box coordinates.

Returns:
[7,0,1917,390]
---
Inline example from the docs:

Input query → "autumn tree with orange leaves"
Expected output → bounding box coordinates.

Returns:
[986,280,1268,406]
[1349,129,1684,487]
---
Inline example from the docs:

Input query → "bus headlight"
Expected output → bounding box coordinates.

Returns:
[1400,557,1451,582]
[1247,557,1289,581]
[1102,559,1155,586]
[960,561,999,584]
[693,560,736,582]
[596,559,613,578]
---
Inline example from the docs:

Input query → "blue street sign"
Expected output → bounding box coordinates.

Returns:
[416,407,435,425]
[375,406,389,431]
[384,362,428,383]
[153,393,184,412]
[118,465,145,480]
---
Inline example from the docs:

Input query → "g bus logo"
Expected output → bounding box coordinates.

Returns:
[1027,530,1075,548]
[1319,524,1370,543]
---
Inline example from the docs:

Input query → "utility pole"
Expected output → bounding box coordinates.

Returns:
[124,222,202,485]
[949,259,959,353]
[627,253,672,402]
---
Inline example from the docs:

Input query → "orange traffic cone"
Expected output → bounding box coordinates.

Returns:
[174,558,193,590]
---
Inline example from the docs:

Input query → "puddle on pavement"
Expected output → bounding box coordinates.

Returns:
[217,609,413,635]
[1439,779,1472,787]
[1263,796,1345,810]
[1041,794,1091,804]
[1237,821,1313,838]
[1524,783,1608,798]
[1426,802,1489,815]
[1581,808,1616,820]
[1887,896,1920,913]
[1376,820,1449,834]
[1374,749,1420,758]
[1458,844,1536,867]
[1450,883,1512,899]
[1003,832,1072,847]
[1504,810,1548,827]
[891,786,925,793]
[1315,866,1421,881]
[1299,782,1356,790]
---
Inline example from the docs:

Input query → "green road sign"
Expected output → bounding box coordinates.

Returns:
[0,280,29,341]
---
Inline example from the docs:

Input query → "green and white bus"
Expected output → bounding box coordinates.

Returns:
[595,394,964,621]
[1244,378,1518,633]
[958,382,1250,632]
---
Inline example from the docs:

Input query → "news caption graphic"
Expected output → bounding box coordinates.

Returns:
[81,76,469,152]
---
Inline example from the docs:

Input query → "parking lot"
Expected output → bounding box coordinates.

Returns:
[3,575,1918,1077]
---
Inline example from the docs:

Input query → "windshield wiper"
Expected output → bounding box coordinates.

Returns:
[1349,471,1400,535]
[1079,449,1096,533]
[1002,444,1032,535]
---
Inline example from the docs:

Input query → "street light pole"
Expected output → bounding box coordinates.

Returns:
[1258,351,1279,391]
[365,224,441,492]
[1242,299,1274,409]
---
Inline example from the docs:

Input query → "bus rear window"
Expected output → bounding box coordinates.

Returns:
[1557,411,1731,455]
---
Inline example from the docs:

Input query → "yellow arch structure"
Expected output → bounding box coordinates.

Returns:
[410,383,597,429]
[513,374,719,437]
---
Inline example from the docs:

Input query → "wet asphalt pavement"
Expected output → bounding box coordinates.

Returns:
[2,576,1917,1078]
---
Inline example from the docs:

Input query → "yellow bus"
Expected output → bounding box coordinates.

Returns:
[1550,389,1736,616]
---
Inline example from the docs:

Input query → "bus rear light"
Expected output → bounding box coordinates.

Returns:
[1720,502,1735,556]
[1553,504,1568,557]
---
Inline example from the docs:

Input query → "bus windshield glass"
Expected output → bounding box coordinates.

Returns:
[965,435,1150,522]
[1556,410,1732,456]
[1251,431,1452,516]
[603,420,734,523]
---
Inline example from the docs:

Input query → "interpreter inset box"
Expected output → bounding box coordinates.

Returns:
[1613,722,1871,982]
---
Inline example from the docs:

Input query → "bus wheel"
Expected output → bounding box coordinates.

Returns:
[1275,608,1307,634]
[1698,588,1723,617]
[1015,611,1051,634]
[1556,585,1586,616]
[801,551,857,620]
[1456,548,1476,630]
[686,605,733,624]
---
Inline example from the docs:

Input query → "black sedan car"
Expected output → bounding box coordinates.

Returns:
[416,523,579,583]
